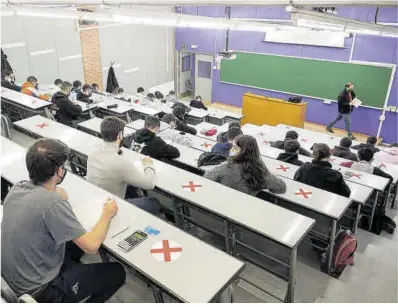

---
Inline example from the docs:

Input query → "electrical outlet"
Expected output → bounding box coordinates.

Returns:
[191,45,198,49]
[389,106,397,112]
[379,115,386,121]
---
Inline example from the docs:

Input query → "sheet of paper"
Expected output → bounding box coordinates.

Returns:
[72,198,129,238]
[351,97,362,108]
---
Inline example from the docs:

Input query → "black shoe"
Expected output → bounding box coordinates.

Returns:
[326,127,334,133]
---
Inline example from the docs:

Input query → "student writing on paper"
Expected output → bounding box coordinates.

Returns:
[1,139,126,303]
[326,82,357,140]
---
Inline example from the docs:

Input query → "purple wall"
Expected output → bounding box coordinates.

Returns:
[176,6,398,143]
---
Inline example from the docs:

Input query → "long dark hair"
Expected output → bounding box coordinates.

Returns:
[231,135,268,191]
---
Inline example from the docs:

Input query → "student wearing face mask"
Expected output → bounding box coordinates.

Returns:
[87,116,161,214]
[190,95,208,111]
[128,115,180,161]
[1,70,21,91]
[1,138,126,303]
[161,114,194,147]
[21,76,51,100]
[166,90,177,102]
[211,127,243,156]
[205,135,286,196]
[52,81,83,126]
[326,82,357,140]
[77,84,94,104]
[294,143,351,197]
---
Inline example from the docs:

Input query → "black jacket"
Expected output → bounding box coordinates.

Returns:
[217,131,228,143]
[271,139,312,157]
[77,92,93,104]
[338,89,356,114]
[190,99,208,111]
[175,117,197,135]
[131,128,180,160]
[106,66,119,94]
[331,145,358,161]
[1,79,20,92]
[294,160,351,197]
[276,152,304,166]
[52,91,82,126]
[351,143,380,154]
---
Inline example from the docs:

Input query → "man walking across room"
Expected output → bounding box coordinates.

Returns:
[326,82,357,140]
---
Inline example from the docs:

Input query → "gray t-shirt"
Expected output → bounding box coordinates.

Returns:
[1,181,86,296]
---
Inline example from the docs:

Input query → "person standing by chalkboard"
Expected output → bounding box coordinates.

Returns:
[326,82,356,140]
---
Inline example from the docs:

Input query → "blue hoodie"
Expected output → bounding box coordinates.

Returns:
[211,142,232,156]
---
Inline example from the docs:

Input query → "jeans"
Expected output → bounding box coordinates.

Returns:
[328,112,352,135]
[35,243,126,303]
[127,197,161,215]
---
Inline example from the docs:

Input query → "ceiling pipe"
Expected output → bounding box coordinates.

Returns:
[1,0,397,7]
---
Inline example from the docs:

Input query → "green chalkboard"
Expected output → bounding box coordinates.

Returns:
[220,52,393,109]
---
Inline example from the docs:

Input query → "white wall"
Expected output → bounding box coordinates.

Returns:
[1,16,84,85]
[98,23,174,95]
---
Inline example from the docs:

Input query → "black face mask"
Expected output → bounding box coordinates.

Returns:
[57,167,67,185]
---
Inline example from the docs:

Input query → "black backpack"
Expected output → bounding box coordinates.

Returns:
[197,152,227,167]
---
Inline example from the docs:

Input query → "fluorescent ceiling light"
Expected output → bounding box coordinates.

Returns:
[102,64,121,70]
[1,42,26,49]
[59,54,82,61]
[29,48,56,56]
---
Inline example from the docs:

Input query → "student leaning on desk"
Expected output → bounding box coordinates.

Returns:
[1,138,126,303]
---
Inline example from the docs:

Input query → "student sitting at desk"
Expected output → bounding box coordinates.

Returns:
[155,91,164,100]
[52,81,83,126]
[374,143,398,165]
[190,95,208,111]
[1,139,126,303]
[21,76,51,101]
[270,130,312,157]
[128,115,180,161]
[87,116,161,214]
[77,84,93,104]
[92,83,100,94]
[331,137,358,162]
[340,147,393,184]
[211,127,242,156]
[277,139,304,166]
[205,135,286,196]
[351,136,380,154]
[137,86,145,95]
[72,80,82,94]
[217,122,241,143]
[54,78,62,89]
[161,114,194,147]
[1,70,21,92]
[166,90,177,102]
[173,105,198,135]
[294,143,351,197]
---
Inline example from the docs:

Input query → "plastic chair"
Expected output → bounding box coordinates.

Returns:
[1,277,37,303]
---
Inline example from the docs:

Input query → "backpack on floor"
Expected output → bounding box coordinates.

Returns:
[322,230,357,275]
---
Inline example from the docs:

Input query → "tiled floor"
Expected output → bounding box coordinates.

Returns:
[8,129,398,303]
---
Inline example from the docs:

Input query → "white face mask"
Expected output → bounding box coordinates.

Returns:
[230,144,240,157]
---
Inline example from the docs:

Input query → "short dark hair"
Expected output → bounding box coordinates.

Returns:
[367,136,377,145]
[345,81,354,88]
[26,138,70,185]
[60,81,72,92]
[137,87,145,93]
[285,130,299,140]
[82,84,92,92]
[169,90,175,95]
[27,76,38,84]
[162,113,177,124]
[313,143,331,161]
[340,137,352,149]
[54,79,62,86]
[155,91,164,100]
[73,80,82,88]
[195,95,202,101]
[100,116,126,142]
[228,122,241,129]
[2,70,12,79]
[227,127,243,141]
[92,83,99,89]
[173,105,186,118]
[147,93,155,99]
[358,147,374,162]
[145,115,160,129]
[284,139,300,153]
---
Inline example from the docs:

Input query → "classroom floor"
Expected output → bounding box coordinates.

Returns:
[8,129,398,303]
